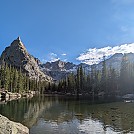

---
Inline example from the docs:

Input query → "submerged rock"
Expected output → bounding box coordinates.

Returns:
[0,114,29,134]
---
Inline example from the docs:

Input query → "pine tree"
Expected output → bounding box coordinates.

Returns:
[4,63,10,91]
[13,68,19,92]
[9,65,14,92]
[101,56,107,94]
[79,66,83,92]
[0,64,5,89]
[120,54,129,94]
[86,73,91,93]
[76,67,80,96]
[107,66,118,95]
[67,73,75,94]
[17,67,23,93]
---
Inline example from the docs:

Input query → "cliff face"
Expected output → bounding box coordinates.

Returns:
[0,37,52,82]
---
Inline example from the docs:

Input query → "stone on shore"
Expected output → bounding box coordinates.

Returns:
[0,114,29,134]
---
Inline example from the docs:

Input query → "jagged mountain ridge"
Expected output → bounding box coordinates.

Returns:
[40,60,76,80]
[40,61,90,81]
[40,53,134,80]
[40,60,75,71]
[0,37,52,82]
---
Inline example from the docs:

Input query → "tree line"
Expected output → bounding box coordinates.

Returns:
[0,63,48,93]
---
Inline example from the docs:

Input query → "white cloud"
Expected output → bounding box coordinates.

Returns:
[50,53,57,57]
[63,59,67,62]
[44,52,67,63]
[50,58,60,62]
[61,53,67,56]
[48,52,60,62]
[76,43,134,65]
[120,26,128,32]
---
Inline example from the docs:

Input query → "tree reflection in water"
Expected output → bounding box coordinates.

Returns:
[0,96,134,134]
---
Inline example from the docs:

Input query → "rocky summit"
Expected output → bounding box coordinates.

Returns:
[0,37,52,82]
[40,60,76,80]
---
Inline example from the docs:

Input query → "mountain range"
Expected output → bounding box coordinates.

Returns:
[1,37,134,82]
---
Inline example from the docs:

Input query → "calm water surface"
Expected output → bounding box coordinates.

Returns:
[0,96,134,134]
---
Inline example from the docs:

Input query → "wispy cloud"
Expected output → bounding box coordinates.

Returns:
[63,59,67,62]
[47,52,60,62]
[111,0,134,5]
[42,52,68,63]
[110,0,134,42]
[76,43,134,65]
[120,26,128,32]
[61,53,67,56]
[50,53,57,57]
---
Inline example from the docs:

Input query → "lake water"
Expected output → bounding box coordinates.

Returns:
[0,95,134,134]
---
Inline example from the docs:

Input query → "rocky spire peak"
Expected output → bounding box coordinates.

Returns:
[0,38,52,82]
[17,36,21,42]
[10,36,26,49]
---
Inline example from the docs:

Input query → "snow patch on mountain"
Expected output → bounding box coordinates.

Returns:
[77,43,134,65]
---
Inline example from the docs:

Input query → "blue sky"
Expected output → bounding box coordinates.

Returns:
[0,0,134,64]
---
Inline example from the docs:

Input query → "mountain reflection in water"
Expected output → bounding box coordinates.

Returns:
[0,96,134,134]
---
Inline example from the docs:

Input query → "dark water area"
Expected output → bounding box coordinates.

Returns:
[0,95,134,134]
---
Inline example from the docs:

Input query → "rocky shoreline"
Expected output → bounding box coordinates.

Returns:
[0,90,39,104]
[0,114,29,134]
[0,90,37,134]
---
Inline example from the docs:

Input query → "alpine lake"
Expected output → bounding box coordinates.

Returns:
[0,95,134,134]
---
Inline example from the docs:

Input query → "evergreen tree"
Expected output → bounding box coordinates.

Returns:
[101,56,107,94]
[9,65,14,92]
[120,54,129,94]
[67,73,75,94]
[107,67,118,95]
[4,63,10,91]
[17,67,23,93]
[0,64,5,88]
[79,66,84,92]
[76,67,80,96]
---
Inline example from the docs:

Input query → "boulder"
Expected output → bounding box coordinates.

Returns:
[0,114,29,134]
[0,92,9,99]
